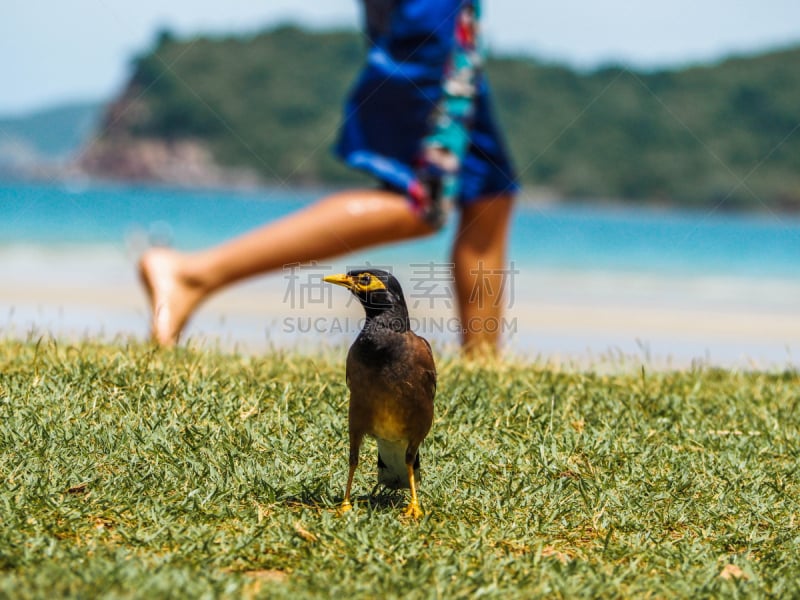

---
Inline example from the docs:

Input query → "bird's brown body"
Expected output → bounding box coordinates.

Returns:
[347,325,435,486]
[325,269,436,518]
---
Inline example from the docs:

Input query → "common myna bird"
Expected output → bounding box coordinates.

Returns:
[324,269,436,518]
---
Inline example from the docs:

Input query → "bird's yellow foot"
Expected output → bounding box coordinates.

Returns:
[337,500,353,516]
[402,501,423,520]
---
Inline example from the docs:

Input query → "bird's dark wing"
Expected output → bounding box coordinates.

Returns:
[411,332,436,400]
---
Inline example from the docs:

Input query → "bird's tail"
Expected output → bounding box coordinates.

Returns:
[376,439,420,490]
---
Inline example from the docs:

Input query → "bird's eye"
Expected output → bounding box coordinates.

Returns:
[359,274,372,287]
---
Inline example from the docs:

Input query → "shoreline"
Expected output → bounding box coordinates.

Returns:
[2,246,798,370]
[6,177,800,221]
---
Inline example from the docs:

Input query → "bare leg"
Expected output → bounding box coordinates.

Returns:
[451,193,514,357]
[139,188,434,345]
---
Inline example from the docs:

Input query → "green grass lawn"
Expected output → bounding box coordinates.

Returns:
[1,338,798,598]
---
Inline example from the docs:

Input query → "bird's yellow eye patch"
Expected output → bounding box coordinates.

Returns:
[353,273,386,293]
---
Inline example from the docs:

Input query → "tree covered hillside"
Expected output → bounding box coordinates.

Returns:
[88,26,800,210]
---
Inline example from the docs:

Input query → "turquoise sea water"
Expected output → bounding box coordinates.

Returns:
[2,181,800,280]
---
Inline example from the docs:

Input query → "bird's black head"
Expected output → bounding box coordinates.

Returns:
[324,268,409,327]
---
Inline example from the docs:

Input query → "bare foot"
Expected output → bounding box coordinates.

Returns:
[137,248,206,347]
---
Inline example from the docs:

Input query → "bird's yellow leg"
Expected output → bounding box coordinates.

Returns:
[339,464,357,515]
[402,463,423,519]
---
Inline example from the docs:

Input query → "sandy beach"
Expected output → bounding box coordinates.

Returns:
[2,244,798,369]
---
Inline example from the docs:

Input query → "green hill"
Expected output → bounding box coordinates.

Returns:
[88,26,800,210]
[0,102,102,164]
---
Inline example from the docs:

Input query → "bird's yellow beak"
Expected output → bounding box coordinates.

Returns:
[325,272,388,293]
[323,273,353,289]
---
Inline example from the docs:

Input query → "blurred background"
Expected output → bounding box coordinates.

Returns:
[2,0,799,367]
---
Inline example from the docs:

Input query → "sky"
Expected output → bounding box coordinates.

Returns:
[2,0,800,116]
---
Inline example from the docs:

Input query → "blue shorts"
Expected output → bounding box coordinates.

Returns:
[335,0,518,207]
